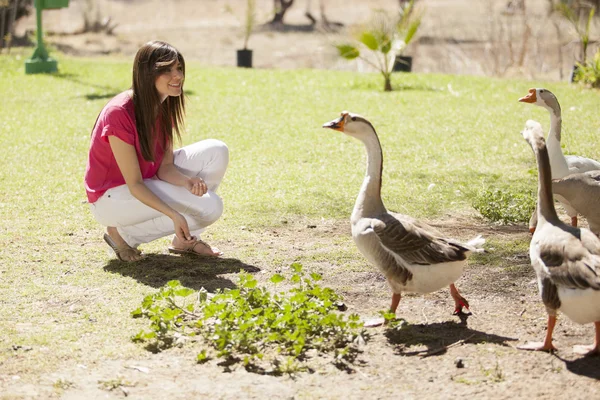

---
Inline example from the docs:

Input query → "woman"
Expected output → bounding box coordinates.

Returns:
[84,41,229,262]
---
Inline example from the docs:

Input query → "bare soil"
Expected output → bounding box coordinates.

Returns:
[4,0,600,399]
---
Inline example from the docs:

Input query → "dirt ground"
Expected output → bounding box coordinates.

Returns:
[4,0,600,399]
[4,214,600,399]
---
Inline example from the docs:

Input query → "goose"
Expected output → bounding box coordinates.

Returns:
[322,111,485,326]
[553,171,600,237]
[517,120,600,355]
[518,88,600,231]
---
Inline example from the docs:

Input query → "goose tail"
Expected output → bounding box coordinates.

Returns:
[466,235,486,253]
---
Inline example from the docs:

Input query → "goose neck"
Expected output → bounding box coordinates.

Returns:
[546,112,569,178]
[352,134,385,219]
[534,143,559,224]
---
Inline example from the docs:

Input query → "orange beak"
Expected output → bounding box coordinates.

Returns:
[518,88,537,103]
[322,112,347,132]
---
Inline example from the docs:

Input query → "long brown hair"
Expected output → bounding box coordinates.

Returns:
[132,41,185,161]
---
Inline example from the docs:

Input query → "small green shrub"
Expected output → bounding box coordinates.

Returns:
[471,187,535,224]
[131,263,367,374]
[575,49,600,88]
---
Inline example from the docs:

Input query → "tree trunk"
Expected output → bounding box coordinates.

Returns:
[384,76,392,92]
[271,0,295,24]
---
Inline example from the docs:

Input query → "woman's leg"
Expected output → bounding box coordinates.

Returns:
[91,139,229,250]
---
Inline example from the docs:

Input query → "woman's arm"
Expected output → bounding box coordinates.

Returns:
[109,136,195,242]
[157,141,207,196]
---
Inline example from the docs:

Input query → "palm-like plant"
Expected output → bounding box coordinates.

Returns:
[554,1,596,64]
[242,0,257,50]
[335,0,423,91]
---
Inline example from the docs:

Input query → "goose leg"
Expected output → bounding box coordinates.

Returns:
[364,292,401,328]
[573,321,600,356]
[449,283,469,315]
[571,215,578,227]
[390,292,401,314]
[518,315,558,352]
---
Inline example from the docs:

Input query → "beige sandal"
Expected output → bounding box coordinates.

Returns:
[103,233,145,262]
[168,238,222,257]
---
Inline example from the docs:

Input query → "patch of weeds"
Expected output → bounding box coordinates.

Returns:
[53,378,75,393]
[481,360,504,383]
[452,376,478,385]
[98,377,136,392]
[471,187,535,224]
[131,263,367,374]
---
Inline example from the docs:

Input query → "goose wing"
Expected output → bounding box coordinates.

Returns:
[534,226,600,290]
[566,155,600,174]
[371,212,470,265]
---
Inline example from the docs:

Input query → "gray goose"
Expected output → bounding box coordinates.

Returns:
[323,111,485,326]
[519,88,600,231]
[552,170,600,237]
[518,120,600,355]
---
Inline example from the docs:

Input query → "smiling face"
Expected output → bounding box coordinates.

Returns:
[155,59,184,102]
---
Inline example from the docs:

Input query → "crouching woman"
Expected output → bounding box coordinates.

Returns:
[84,41,228,262]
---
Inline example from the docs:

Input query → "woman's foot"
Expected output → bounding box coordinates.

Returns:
[104,227,145,262]
[169,236,222,257]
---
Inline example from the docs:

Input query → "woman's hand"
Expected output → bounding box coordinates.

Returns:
[171,212,196,244]
[186,177,207,197]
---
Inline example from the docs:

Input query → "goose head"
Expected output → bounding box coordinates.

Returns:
[521,119,546,152]
[518,88,561,116]
[322,111,378,142]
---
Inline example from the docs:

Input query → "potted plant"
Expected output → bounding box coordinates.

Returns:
[335,0,423,91]
[237,0,257,68]
[554,2,596,82]
[393,0,422,72]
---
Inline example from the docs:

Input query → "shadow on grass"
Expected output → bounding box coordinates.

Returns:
[104,254,261,291]
[555,353,600,380]
[51,72,196,100]
[385,320,517,357]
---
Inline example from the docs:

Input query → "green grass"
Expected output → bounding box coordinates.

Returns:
[1,49,599,382]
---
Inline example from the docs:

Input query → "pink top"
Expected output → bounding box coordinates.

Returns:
[84,92,166,203]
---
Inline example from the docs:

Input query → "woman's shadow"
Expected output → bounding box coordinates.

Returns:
[104,254,261,291]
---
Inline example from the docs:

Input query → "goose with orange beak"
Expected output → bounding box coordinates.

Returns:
[518,120,600,355]
[322,111,485,326]
[519,88,600,232]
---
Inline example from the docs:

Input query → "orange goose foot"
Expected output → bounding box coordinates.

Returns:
[450,284,470,315]
[573,344,600,356]
[517,341,557,352]
[364,292,401,328]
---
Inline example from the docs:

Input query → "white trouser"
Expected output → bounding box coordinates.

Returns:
[90,139,229,248]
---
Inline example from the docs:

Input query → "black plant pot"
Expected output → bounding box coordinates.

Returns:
[570,64,579,83]
[237,49,253,68]
[393,55,413,72]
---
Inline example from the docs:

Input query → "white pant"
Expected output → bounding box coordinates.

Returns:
[90,139,229,248]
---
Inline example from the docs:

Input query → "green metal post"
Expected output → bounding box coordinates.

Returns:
[25,0,58,74]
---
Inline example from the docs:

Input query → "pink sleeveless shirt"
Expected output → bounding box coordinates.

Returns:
[84,92,166,203]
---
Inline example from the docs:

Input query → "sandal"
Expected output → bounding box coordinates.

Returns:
[168,238,222,257]
[103,233,146,262]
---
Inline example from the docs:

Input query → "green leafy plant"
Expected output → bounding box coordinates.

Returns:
[131,263,367,374]
[335,0,423,91]
[554,2,596,64]
[471,187,536,224]
[574,48,600,87]
[226,0,257,50]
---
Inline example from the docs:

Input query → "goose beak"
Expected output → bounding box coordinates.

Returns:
[518,88,537,103]
[322,115,345,132]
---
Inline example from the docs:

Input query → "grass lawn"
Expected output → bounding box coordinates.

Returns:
[1,49,599,393]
